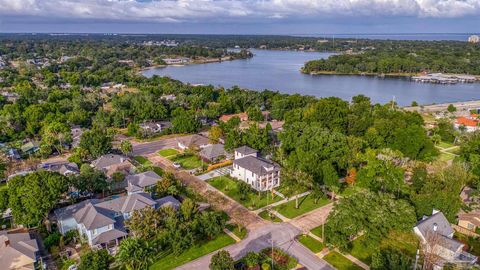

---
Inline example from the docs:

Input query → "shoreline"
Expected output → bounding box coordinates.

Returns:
[302,70,419,78]
[138,56,245,73]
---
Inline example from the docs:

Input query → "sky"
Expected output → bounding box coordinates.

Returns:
[0,0,479,35]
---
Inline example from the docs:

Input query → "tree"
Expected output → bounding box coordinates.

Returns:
[209,250,235,270]
[371,247,413,270]
[247,106,264,122]
[7,171,68,226]
[411,101,418,107]
[345,167,357,186]
[40,121,72,155]
[321,161,340,199]
[79,128,112,158]
[392,124,438,160]
[71,164,109,194]
[237,180,251,201]
[125,206,162,240]
[116,237,154,270]
[78,249,112,270]
[171,108,201,133]
[120,140,133,156]
[208,125,223,143]
[325,191,416,250]
[180,198,197,222]
[447,104,457,113]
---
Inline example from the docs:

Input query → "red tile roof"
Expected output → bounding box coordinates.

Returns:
[456,117,480,127]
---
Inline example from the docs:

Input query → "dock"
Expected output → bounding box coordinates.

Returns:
[411,73,477,84]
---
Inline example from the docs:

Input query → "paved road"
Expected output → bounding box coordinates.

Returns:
[404,99,480,113]
[131,135,191,156]
[176,223,334,270]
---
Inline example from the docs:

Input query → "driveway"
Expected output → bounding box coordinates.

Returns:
[197,166,232,181]
[176,223,333,270]
[289,203,334,232]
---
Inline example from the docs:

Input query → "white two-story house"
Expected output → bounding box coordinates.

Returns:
[230,146,280,191]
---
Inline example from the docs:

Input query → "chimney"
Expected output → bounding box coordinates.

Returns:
[433,223,438,232]
[5,239,10,247]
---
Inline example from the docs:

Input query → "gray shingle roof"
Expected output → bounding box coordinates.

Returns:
[54,199,100,220]
[235,146,257,156]
[155,196,181,210]
[0,231,39,260]
[73,202,116,230]
[415,211,454,238]
[91,154,128,170]
[233,156,279,176]
[200,144,227,160]
[125,171,162,189]
[95,192,157,214]
[177,135,210,148]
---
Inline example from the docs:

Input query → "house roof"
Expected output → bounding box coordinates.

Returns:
[219,112,248,123]
[20,142,38,153]
[73,202,116,230]
[54,199,100,220]
[156,196,181,209]
[91,217,127,245]
[177,135,210,148]
[233,156,279,176]
[91,154,129,170]
[95,192,157,214]
[456,117,479,127]
[125,171,162,190]
[0,231,39,269]
[234,146,257,156]
[199,144,227,160]
[458,211,480,227]
[59,163,79,175]
[415,211,454,238]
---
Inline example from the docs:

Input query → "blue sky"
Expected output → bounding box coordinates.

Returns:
[1,0,479,34]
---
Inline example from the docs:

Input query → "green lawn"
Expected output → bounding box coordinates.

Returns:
[0,182,7,192]
[437,141,454,149]
[272,194,330,219]
[134,156,151,165]
[298,235,324,253]
[169,154,203,170]
[149,233,235,270]
[311,225,324,240]
[323,251,363,270]
[348,236,376,265]
[438,152,455,161]
[226,224,247,240]
[207,176,282,210]
[158,148,179,157]
[258,210,283,222]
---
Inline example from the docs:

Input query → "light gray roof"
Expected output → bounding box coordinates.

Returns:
[235,146,257,155]
[178,135,210,148]
[200,144,227,160]
[0,231,39,260]
[125,171,162,189]
[233,156,280,176]
[415,211,454,238]
[437,234,463,252]
[95,192,157,214]
[91,217,127,245]
[73,202,116,230]
[54,199,100,220]
[91,154,128,170]
[59,162,79,175]
[156,196,181,209]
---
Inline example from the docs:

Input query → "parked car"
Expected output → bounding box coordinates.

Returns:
[173,162,181,169]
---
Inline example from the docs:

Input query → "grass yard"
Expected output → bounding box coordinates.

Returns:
[258,210,283,222]
[207,176,282,210]
[437,141,455,149]
[348,236,376,265]
[272,194,330,219]
[134,156,151,165]
[323,251,363,270]
[311,225,324,240]
[226,224,247,240]
[158,148,179,157]
[298,234,324,253]
[169,154,203,170]
[149,232,235,270]
[438,152,455,161]
[0,182,7,192]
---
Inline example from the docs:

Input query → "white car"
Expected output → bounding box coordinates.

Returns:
[173,162,181,169]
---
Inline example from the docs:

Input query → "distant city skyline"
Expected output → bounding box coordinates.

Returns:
[1,0,479,35]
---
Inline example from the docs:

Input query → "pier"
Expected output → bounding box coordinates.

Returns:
[411,73,477,84]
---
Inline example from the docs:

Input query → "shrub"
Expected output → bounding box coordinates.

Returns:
[44,232,62,251]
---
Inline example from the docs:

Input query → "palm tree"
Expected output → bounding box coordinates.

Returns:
[116,238,154,270]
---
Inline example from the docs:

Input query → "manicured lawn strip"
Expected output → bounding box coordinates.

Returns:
[149,233,235,270]
[169,154,203,170]
[207,176,282,210]
[226,224,247,240]
[158,148,179,157]
[348,236,376,265]
[152,166,164,176]
[258,210,282,222]
[272,195,329,219]
[311,225,324,240]
[445,147,460,155]
[437,141,454,149]
[298,235,324,253]
[134,156,151,165]
[438,152,455,161]
[323,251,364,270]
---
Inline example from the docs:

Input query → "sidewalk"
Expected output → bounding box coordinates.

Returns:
[334,248,370,270]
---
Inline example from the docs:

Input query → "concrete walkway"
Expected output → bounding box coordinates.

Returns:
[270,210,290,222]
[253,191,311,214]
[223,228,241,242]
[334,248,370,270]
[289,203,334,232]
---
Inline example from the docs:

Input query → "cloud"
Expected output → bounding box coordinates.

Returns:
[0,0,479,24]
